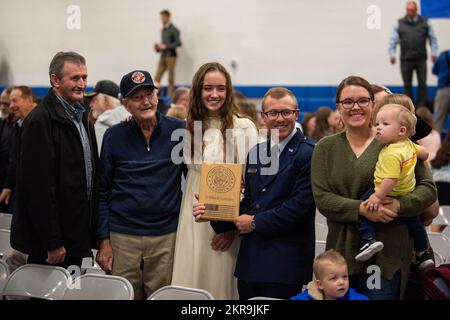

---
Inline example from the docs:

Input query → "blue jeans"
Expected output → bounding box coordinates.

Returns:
[350,270,401,300]
[357,189,428,252]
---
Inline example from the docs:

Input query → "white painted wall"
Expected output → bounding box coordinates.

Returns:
[0,0,449,87]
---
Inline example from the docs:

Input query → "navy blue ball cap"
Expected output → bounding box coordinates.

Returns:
[120,70,158,98]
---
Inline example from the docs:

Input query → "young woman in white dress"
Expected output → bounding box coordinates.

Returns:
[171,62,258,299]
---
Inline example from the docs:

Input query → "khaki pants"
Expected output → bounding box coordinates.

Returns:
[154,56,177,98]
[110,231,176,300]
[433,87,450,131]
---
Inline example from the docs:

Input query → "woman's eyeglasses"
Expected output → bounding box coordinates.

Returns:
[338,97,372,109]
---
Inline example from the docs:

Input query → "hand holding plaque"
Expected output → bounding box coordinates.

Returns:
[198,163,242,222]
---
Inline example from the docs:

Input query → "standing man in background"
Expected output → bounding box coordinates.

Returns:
[432,50,450,132]
[388,1,438,108]
[154,9,181,98]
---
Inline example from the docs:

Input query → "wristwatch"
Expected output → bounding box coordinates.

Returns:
[250,218,256,231]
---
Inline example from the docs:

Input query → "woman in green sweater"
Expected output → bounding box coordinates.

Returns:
[311,75,436,299]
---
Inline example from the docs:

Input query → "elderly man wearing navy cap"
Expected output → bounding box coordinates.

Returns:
[96,70,186,299]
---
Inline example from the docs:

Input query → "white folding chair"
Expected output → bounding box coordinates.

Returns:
[315,240,327,258]
[433,251,445,267]
[81,249,105,275]
[0,259,10,295]
[432,207,449,228]
[427,232,450,263]
[2,264,71,300]
[315,223,328,241]
[0,229,13,260]
[148,285,214,300]
[84,267,106,275]
[63,274,134,300]
[315,209,327,225]
[0,213,12,230]
[440,205,450,222]
[4,249,28,274]
[443,225,450,242]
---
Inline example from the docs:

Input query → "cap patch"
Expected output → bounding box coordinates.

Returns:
[131,71,145,84]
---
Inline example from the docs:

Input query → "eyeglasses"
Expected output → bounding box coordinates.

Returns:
[263,109,298,119]
[129,91,155,103]
[339,97,372,109]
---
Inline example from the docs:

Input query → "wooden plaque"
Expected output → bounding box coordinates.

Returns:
[199,163,242,222]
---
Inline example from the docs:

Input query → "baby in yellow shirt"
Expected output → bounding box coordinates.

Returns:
[356,103,434,271]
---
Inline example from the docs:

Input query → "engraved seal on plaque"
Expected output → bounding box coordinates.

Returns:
[206,166,235,193]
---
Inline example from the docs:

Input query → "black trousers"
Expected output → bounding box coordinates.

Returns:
[400,59,427,108]
[436,182,450,205]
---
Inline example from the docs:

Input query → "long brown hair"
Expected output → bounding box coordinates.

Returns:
[311,106,333,141]
[416,107,437,131]
[301,112,316,137]
[431,131,450,169]
[186,62,239,158]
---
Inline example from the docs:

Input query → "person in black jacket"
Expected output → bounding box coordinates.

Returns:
[0,86,37,212]
[11,51,98,269]
[0,87,15,213]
